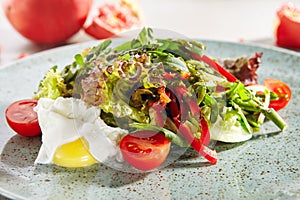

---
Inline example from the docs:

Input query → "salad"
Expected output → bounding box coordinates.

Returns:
[5,28,291,172]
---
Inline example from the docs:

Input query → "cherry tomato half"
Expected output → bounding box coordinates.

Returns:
[263,78,292,111]
[120,131,171,171]
[5,99,41,137]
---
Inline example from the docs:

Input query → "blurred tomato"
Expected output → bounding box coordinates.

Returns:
[3,0,93,44]
[84,0,141,39]
[275,2,300,48]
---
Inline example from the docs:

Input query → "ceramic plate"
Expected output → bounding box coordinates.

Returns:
[0,38,299,200]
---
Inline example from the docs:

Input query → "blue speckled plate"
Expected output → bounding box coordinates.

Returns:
[0,38,300,200]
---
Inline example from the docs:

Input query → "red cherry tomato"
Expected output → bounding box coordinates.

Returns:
[85,1,141,39]
[5,99,41,137]
[275,3,300,48]
[120,131,171,171]
[263,78,292,111]
[3,0,93,44]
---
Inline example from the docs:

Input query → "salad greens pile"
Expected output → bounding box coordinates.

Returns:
[34,27,287,164]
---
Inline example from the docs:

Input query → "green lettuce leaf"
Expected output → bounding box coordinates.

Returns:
[210,107,252,143]
[33,66,67,100]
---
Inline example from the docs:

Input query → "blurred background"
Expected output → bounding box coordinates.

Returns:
[0,0,300,67]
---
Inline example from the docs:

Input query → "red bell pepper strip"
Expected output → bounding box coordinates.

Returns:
[168,86,189,122]
[178,123,217,164]
[199,115,210,146]
[149,103,166,127]
[168,92,180,118]
[188,98,201,116]
[200,55,238,82]
[166,85,216,164]
[189,52,237,82]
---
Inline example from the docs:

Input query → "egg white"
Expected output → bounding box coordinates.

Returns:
[34,97,128,165]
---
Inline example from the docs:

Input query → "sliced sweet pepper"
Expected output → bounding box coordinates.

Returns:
[168,85,217,164]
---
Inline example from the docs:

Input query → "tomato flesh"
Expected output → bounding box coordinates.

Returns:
[120,131,171,171]
[85,1,141,39]
[275,3,300,48]
[85,17,118,40]
[263,78,292,111]
[5,99,41,137]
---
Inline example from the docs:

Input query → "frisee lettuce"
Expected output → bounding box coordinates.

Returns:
[34,66,67,100]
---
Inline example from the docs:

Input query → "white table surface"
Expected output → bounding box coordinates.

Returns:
[0,0,300,67]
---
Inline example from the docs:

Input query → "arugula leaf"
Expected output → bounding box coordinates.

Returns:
[157,39,206,60]
[113,41,133,52]
[113,27,158,52]
[138,27,157,45]
[151,51,189,72]
[74,54,84,67]
[203,94,219,123]
[86,39,112,61]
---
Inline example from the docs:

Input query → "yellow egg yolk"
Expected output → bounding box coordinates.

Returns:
[53,138,97,168]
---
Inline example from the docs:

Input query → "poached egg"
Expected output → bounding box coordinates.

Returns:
[34,97,128,167]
